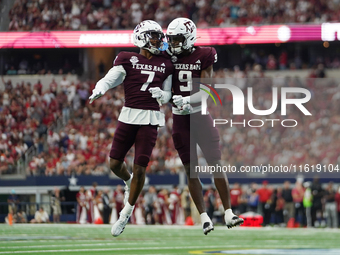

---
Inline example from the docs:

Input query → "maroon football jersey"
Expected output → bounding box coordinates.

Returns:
[171,46,217,97]
[114,52,174,110]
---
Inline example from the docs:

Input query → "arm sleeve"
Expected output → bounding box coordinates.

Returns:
[182,84,209,104]
[159,74,172,104]
[93,65,126,94]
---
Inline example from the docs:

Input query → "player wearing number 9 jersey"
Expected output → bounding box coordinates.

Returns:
[166,18,244,235]
[89,20,173,237]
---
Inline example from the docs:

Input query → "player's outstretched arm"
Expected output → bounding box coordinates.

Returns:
[89,65,126,104]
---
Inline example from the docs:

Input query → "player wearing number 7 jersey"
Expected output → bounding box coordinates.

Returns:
[89,20,174,237]
[166,18,244,235]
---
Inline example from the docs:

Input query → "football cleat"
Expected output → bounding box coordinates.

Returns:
[111,213,130,237]
[123,173,133,205]
[225,215,244,229]
[202,221,214,235]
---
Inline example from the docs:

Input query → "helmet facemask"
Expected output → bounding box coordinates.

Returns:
[166,18,197,55]
[167,34,186,55]
[133,20,168,55]
[142,31,168,55]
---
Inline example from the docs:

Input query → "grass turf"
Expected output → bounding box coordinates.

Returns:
[0,224,340,255]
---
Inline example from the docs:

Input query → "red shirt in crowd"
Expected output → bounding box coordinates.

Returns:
[257,186,272,203]
[230,188,242,207]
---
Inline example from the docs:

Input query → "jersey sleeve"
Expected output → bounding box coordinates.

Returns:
[201,47,217,70]
[166,60,175,77]
[113,52,129,67]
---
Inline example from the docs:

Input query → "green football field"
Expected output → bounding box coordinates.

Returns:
[1,224,340,255]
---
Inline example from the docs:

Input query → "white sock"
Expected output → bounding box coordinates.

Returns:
[225,209,234,219]
[124,173,132,189]
[121,202,135,217]
[200,212,211,224]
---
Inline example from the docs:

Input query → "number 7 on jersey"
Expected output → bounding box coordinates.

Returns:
[140,70,155,91]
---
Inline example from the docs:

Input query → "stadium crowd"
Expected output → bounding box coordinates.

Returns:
[0,76,65,174]
[211,71,340,169]
[8,0,340,31]
[72,179,340,228]
[1,67,340,176]
[2,70,340,228]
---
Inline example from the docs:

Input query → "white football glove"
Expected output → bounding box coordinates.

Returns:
[179,103,193,114]
[148,87,164,99]
[172,95,189,107]
[89,90,105,104]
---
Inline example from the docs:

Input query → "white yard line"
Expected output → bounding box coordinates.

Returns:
[0,245,233,254]
[0,242,159,249]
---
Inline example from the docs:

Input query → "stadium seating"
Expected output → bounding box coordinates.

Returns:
[8,0,340,31]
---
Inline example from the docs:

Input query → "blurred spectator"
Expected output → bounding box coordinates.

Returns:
[18,59,28,74]
[76,186,87,224]
[86,182,98,223]
[7,189,20,214]
[143,186,157,224]
[67,82,77,103]
[155,188,171,225]
[60,76,70,94]
[113,185,124,218]
[271,188,284,225]
[51,187,65,223]
[168,185,182,225]
[102,188,111,224]
[77,84,89,107]
[16,210,28,223]
[181,186,191,220]
[6,66,17,75]
[316,63,326,78]
[95,189,104,221]
[5,209,27,224]
[292,181,305,226]
[311,177,324,227]
[238,187,248,214]
[282,181,294,225]
[34,80,43,96]
[336,186,340,228]
[230,183,242,215]
[30,207,50,223]
[324,182,338,228]
[49,79,58,96]
[303,182,313,227]
[266,54,277,70]
[204,186,216,220]
[279,51,288,70]
[257,181,272,226]
[247,184,259,212]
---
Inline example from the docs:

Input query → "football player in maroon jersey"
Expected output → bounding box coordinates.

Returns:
[89,20,174,237]
[166,18,244,235]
